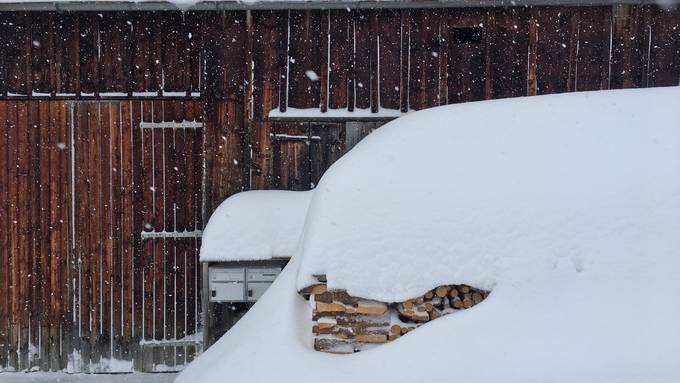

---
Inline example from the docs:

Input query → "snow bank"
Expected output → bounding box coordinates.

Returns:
[177,88,680,383]
[200,190,312,262]
[297,87,680,302]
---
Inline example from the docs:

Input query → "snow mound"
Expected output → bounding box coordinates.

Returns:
[200,190,312,262]
[296,87,680,302]
[177,88,680,383]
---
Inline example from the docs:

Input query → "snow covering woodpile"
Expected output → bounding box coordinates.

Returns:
[178,87,680,383]
[200,190,312,262]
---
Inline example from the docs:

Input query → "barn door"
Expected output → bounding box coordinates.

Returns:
[272,122,343,190]
[69,100,203,372]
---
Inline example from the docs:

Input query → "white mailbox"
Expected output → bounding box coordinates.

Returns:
[208,266,281,302]
[246,268,281,302]
[209,267,245,302]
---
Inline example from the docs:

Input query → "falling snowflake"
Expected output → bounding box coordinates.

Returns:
[56,142,67,150]
[305,70,320,81]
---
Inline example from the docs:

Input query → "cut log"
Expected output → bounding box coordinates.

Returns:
[399,310,430,322]
[424,291,434,299]
[316,302,346,314]
[472,292,483,304]
[403,300,413,311]
[458,285,470,294]
[390,324,402,335]
[435,286,448,298]
[352,305,387,315]
[449,288,458,298]
[415,296,424,304]
[355,334,388,344]
[452,297,463,309]
[299,283,328,298]
[430,309,441,320]
[314,290,358,305]
[463,297,473,309]
[425,303,433,312]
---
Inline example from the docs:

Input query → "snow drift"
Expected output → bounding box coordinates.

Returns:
[297,87,680,302]
[178,88,680,383]
[200,190,312,262]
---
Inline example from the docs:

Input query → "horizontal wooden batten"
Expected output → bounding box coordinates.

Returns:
[139,121,204,129]
[141,230,204,239]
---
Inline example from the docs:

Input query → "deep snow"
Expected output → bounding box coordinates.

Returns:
[200,190,312,262]
[178,88,680,383]
[297,87,680,302]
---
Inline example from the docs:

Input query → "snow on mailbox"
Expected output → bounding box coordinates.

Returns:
[200,190,312,348]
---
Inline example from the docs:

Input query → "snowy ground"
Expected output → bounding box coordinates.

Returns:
[0,372,177,383]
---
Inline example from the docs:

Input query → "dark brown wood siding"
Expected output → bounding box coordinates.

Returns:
[0,5,678,372]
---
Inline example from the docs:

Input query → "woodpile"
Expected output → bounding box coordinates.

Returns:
[300,279,490,354]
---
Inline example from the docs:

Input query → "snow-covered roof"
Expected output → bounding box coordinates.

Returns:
[200,190,312,262]
[177,87,680,383]
[1,0,675,11]
[297,86,680,302]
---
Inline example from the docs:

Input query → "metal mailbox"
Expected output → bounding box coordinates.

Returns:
[246,268,281,302]
[209,267,245,302]
[208,266,281,302]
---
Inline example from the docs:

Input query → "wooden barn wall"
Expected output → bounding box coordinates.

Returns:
[0,5,679,372]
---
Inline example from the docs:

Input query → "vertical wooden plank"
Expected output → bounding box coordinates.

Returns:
[31,13,55,95]
[0,17,8,97]
[109,101,123,361]
[132,13,153,93]
[610,5,648,89]
[487,8,530,99]
[99,13,132,94]
[161,12,186,94]
[354,11,372,110]
[98,102,112,363]
[319,11,329,113]
[55,12,80,95]
[48,101,67,371]
[120,100,134,360]
[378,10,402,110]
[369,11,380,113]
[447,9,487,103]
[5,14,32,95]
[409,9,441,110]
[575,6,612,91]
[79,13,100,95]
[399,10,410,112]
[278,11,289,112]
[163,105,177,368]
[7,101,19,370]
[174,124,187,352]
[252,11,284,190]
[131,101,145,354]
[38,101,52,371]
[648,6,680,87]
[0,102,8,369]
[88,102,102,367]
[328,10,351,110]
[288,10,323,109]
[186,12,203,95]
[527,8,538,96]
[17,101,31,369]
[140,101,154,348]
[152,101,165,349]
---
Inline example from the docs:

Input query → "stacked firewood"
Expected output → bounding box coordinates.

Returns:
[300,278,490,354]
